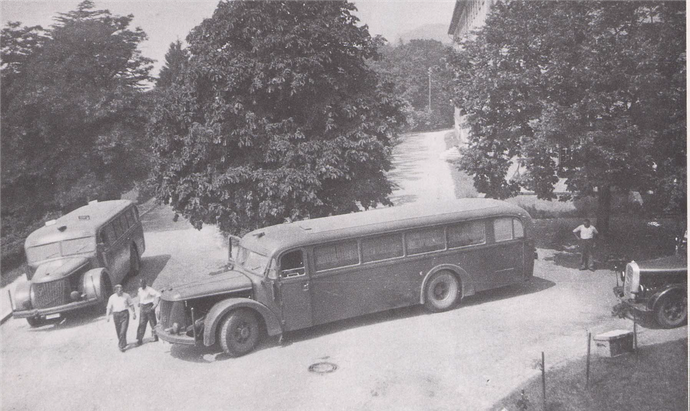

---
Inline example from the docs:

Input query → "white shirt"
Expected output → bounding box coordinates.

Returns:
[107,293,134,313]
[573,225,598,239]
[138,286,161,305]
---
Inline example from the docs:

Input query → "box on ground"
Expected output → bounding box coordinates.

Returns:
[594,329,634,357]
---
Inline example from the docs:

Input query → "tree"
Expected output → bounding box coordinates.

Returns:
[148,0,406,233]
[156,39,189,88]
[448,1,686,231]
[373,39,455,131]
[1,1,153,235]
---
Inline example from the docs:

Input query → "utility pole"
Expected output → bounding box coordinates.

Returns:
[428,67,432,112]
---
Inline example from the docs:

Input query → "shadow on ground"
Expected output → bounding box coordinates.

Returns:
[167,276,554,363]
[491,337,688,411]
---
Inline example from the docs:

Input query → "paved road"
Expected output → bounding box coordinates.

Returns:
[1,130,686,411]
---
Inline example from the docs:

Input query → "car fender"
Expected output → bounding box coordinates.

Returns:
[649,284,687,312]
[203,298,282,346]
[12,279,32,311]
[82,268,110,302]
[419,264,474,304]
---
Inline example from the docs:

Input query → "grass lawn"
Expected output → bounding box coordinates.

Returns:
[492,339,688,411]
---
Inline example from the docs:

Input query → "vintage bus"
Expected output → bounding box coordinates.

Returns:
[11,200,145,327]
[155,198,536,357]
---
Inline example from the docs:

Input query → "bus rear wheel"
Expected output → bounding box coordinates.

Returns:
[219,309,260,357]
[424,271,460,313]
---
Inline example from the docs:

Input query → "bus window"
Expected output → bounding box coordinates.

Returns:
[448,221,485,248]
[105,224,117,244]
[513,218,524,238]
[362,233,403,263]
[406,227,445,255]
[112,218,124,238]
[280,250,305,278]
[494,218,514,242]
[314,240,359,271]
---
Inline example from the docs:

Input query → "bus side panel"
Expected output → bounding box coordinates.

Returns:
[310,260,414,326]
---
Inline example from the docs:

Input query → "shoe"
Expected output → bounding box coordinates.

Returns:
[119,348,125,353]
[589,268,595,271]
[136,340,143,346]
[153,337,159,342]
[579,267,586,270]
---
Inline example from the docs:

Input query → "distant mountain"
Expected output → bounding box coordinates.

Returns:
[396,24,452,44]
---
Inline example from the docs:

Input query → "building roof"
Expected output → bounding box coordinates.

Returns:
[240,198,530,256]
[25,200,133,248]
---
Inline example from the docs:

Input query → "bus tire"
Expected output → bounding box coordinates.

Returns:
[655,291,687,329]
[99,274,113,313]
[128,245,141,278]
[26,317,44,328]
[219,309,260,357]
[424,271,460,313]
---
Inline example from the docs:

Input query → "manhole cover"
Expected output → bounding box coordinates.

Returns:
[308,362,338,374]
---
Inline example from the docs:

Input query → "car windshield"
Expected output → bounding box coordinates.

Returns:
[62,237,96,256]
[236,246,269,276]
[25,242,62,264]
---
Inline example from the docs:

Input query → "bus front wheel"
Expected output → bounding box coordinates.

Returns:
[424,271,460,313]
[219,309,260,357]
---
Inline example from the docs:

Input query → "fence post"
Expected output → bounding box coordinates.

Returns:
[541,351,546,410]
[586,332,591,388]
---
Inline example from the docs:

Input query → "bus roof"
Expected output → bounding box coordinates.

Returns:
[241,198,531,256]
[25,200,134,248]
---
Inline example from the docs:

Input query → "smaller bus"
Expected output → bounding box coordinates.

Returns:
[155,198,536,357]
[11,200,145,327]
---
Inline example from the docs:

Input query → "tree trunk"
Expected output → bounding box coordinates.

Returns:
[596,185,611,234]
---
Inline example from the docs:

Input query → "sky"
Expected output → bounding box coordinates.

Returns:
[1,0,456,76]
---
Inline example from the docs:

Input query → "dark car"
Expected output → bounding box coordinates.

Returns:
[613,232,687,328]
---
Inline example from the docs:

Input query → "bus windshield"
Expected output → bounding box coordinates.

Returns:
[62,237,96,256]
[25,242,61,264]
[236,246,269,276]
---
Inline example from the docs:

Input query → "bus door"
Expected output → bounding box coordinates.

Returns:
[277,249,313,331]
[490,217,525,285]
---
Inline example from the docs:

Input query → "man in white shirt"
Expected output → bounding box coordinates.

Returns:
[136,279,161,346]
[106,284,136,352]
[573,219,598,271]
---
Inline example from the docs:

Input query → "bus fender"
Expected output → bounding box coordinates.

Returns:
[649,285,686,312]
[82,268,110,302]
[203,298,282,346]
[420,264,475,304]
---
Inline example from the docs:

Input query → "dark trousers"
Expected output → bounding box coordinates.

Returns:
[137,303,157,342]
[580,239,595,269]
[113,311,129,350]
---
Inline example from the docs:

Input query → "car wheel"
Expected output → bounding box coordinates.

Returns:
[219,309,260,357]
[655,292,687,328]
[128,245,140,278]
[26,317,44,328]
[424,271,460,313]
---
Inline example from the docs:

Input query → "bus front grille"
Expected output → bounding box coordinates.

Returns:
[159,300,187,330]
[32,279,69,309]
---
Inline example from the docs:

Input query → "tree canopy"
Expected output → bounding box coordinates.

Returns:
[148,0,406,233]
[372,39,455,131]
[1,0,153,259]
[449,1,686,229]
[156,39,189,88]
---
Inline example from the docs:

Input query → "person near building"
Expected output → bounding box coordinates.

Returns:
[573,219,599,271]
[106,284,136,352]
[136,278,161,346]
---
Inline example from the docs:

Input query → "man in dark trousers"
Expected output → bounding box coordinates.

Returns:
[106,284,136,352]
[573,218,599,271]
[136,279,161,346]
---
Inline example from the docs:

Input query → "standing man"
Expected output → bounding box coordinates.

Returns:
[573,218,599,271]
[136,279,161,346]
[106,284,136,352]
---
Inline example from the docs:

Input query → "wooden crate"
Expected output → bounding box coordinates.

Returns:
[594,330,633,357]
